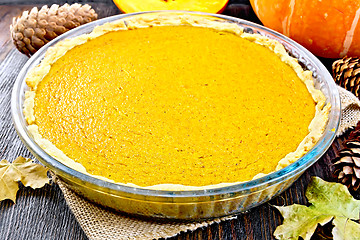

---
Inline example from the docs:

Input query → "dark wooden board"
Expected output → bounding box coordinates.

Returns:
[0,2,350,239]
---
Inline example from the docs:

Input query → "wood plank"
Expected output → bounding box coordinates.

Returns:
[0,45,88,240]
[0,3,117,240]
[0,2,348,240]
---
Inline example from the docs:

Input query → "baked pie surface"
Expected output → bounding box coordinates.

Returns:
[24,14,330,189]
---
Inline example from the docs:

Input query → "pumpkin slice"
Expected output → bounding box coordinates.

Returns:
[113,0,229,14]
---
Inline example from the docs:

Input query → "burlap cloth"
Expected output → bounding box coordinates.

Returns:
[53,86,360,240]
[337,86,360,135]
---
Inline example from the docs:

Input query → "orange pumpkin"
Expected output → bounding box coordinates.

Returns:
[250,0,360,58]
[113,0,229,14]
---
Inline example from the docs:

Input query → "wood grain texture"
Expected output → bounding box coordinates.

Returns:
[0,22,88,239]
[0,1,350,240]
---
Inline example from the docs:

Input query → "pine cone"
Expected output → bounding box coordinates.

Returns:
[333,122,360,191]
[332,57,360,98]
[10,3,98,57]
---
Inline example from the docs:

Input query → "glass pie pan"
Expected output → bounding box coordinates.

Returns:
[11,11,340,220]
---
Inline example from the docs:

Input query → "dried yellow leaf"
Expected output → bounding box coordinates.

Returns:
[0,156,49,202]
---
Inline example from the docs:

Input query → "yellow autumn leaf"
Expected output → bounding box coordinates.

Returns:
[0,156,50,202]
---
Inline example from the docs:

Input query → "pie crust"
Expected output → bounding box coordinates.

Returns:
[23,14,330,190]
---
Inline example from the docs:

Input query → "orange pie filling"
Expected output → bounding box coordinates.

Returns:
[24,15,329,189]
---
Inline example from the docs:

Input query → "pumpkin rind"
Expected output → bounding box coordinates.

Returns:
[250,0,360,58]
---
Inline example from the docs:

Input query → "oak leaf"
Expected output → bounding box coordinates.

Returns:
[0,156,49,202]
[274,177,360,240]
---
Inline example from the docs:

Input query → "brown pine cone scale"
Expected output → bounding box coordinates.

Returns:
[333,139,360,191]
[332,120,360,191]
[10,3,97,56]
[332,57,360,98]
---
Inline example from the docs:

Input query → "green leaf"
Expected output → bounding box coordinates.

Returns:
[306,177,360,220]
[274,204,333,240]
[0,157,49,202]
[274,177,360,240]
[332,217,360,240]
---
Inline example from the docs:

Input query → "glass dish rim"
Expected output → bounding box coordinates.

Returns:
[11,10,341,199]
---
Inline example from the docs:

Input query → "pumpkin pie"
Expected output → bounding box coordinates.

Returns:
[23,14,330,189]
